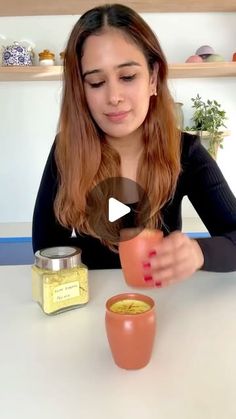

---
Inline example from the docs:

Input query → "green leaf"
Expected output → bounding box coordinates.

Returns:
[187,94,228,150]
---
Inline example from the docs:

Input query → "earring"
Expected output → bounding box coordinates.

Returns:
[152,89,157,96]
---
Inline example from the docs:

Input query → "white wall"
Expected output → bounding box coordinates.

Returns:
[0,12,236,229]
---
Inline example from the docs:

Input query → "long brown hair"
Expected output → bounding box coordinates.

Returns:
[55,3,181,250]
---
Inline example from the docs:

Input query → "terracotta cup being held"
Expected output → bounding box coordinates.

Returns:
[119,228,163,287]
[105,293,156,369]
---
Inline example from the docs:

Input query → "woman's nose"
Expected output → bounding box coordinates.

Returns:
[107,82,123,105]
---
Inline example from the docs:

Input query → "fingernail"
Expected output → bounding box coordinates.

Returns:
[148,250,157,257]
[142,262,151,268]
[155,281,162,287]
[144,275,153,282]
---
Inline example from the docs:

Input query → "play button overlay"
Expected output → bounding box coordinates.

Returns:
[85,177,151,243]
[108,197,131,222]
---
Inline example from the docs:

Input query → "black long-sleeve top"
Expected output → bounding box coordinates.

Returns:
[32,132,236,272]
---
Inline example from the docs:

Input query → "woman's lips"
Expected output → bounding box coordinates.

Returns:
[105,111,130,122]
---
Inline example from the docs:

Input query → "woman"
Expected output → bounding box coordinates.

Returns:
[32,3,236,286]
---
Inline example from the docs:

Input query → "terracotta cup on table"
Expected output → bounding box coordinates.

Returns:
[105,292,156,369]
[119,228,163,287]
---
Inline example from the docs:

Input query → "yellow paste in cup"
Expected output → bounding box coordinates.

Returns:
[110,299,151,314]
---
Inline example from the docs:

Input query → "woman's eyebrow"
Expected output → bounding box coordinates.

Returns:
[117,61,141,69]
[82,61,141,78]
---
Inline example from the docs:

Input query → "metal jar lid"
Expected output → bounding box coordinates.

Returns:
[34,246,81,271]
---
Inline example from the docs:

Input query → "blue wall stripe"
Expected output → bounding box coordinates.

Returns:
[187,232,210,238]
[0,237,32,243]
[0,232,209,244]
[0,232,209,265]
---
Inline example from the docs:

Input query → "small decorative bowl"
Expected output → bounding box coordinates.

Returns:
[195,45,215,61]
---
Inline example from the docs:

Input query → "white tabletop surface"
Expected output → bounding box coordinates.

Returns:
[1,265,236,419]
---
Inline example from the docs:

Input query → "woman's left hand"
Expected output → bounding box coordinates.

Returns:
[142,231,204,287]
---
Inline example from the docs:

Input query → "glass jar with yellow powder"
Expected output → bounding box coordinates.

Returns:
[32,246,89,315]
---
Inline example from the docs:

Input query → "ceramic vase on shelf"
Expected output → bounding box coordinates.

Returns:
[38,49,55,66]
[174,102,184,131]
[2,41,34,66]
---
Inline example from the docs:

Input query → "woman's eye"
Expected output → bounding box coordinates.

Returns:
[88,74,136,88]
[121,74,136,81]
[89,81,105,88]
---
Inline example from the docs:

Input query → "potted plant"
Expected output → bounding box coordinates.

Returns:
[185,94,228,159]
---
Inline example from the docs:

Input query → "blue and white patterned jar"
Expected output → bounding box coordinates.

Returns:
[2,41,34,66]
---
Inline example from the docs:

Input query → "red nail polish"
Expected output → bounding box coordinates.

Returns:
[144,275,153,282]
[142,262,151,268]
[155,281,162,287]
[148,250,157,258]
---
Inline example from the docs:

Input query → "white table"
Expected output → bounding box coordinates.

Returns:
[1,266,236,419]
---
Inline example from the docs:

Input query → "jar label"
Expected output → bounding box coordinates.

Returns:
[53,281,80,303]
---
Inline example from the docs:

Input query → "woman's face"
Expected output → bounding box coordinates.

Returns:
[81,29,157,140]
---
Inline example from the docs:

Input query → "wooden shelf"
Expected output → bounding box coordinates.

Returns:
[0,63,236,82]
[169,62,236,78]
[0,66,63,81]
[1,0,236,16]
